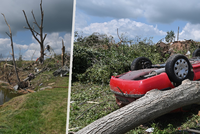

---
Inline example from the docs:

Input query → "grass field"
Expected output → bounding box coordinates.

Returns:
[0,69,69,134]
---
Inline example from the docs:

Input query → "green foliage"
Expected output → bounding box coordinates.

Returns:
[73,33,163,84]
[73,32,200,84]
[165,31,175,43]
[151,123,177,134]
[72,45,103,81]
[74,32,112,47]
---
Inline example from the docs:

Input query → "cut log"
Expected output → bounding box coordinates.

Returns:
[76,79,200,134]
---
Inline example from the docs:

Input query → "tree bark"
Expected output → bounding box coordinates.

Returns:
[76,79,200,134]
[62,39,65,66]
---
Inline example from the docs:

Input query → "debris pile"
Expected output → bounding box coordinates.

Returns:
[0,57,69,95]
[53,65,69,77]
[156,40,200,57]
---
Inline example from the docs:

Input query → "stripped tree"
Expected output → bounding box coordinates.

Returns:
[22,0,47,64]
[1,14,20,85]
[61,39,65,66]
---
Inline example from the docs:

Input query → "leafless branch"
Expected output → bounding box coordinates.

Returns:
[43,33,47,41]
[5,32,10,37]
[1,14,11,35]
[31,10,40,28]
[22,10,40,43]
[22,0,47,64]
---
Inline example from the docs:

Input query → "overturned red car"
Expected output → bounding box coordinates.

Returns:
[110,49,200,109]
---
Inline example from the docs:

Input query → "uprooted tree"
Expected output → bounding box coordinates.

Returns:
[22,0,47,64]
[76,79,200,134]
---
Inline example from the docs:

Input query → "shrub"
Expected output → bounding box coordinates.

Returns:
[73,33,165,84]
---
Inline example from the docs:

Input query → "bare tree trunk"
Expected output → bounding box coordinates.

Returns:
[76,80,200,134]
[22,0,47,64]
[1,13,20,84]
[39,0,45,63]
[62,39,65,66]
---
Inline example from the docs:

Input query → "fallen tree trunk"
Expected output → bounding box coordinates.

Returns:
[76,80,200,134]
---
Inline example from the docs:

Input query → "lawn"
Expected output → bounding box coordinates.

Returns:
[0,70,69,134]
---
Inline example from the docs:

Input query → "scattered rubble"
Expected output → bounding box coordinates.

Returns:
[156,39,200,59]
[39,83,43,86]
[146,128,154,133]
[53,65,69,77]
[0,58,69,96]
[48,82,55,86]
[39,86,52,91]
[13,85,18,91]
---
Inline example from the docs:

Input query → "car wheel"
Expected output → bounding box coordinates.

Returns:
[165,54,191,84]
[131,57,152,71]
[192,48,200,57]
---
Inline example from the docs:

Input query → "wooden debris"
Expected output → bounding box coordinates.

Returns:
[27,89,35,93]
[52,86,68,88]
[40,86,52,90]
[87,101,99,104]
[48,82,55,86]
[17,90,28,94]
[0,80,9,85]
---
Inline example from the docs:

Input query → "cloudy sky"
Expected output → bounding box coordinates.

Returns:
[0,0,73,60]
[75,0,200,44]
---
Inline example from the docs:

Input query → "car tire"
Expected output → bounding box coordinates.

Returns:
[192,48,200,57]
[165,54,192,84]
[131,57,152,71]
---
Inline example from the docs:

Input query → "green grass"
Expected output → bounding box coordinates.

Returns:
[69,82,118,131]
[0,70,69,134]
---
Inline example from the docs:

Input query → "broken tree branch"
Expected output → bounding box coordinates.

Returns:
[76,79,200,134]
[31,10,40,28]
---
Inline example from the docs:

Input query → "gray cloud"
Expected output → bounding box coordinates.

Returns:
[77,0,143,19]
[0,0,73,36]
[76,0,200,24]
[143,0,200,24]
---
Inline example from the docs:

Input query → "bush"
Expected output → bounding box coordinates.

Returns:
[73,33,165,84]
[72,45,103,81]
